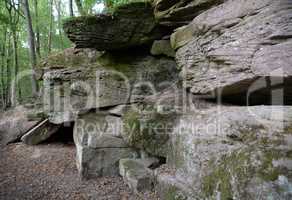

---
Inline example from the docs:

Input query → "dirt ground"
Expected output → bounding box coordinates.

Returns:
[0,142,157,200]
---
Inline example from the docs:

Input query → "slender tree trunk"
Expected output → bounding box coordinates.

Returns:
[0,51,4,109]
[48,0,53,54]
[22,0,38,97]
[5,0,21,107]
[5,34,12,107]
[75,0,85,15]
[0,31,7,109]
[56,0,64,49]
[11,31,20,106]
[69,0,74,17]
[34,0,41,58]
[0,61,4,109]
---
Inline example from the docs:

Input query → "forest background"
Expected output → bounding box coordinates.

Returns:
[0,0,133,109]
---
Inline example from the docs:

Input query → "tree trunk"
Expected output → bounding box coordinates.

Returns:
[34,0,41,59]
[75,0,85,15]
[22,0,38,97]
[11,31,21,106]
[56,0,64,49]
[0,31,7,109]
[48,0,53,54]
[5,34,12,107]
[69,0,74,17]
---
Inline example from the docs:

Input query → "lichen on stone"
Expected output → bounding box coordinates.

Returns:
[201,146,292,199]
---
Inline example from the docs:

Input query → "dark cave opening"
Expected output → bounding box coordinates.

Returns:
[212,77,292,106]
[42,122,75,144]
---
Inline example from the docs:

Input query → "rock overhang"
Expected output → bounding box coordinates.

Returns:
[63,1,169,51]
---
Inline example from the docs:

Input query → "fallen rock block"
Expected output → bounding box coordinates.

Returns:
[21,119,61,145]
[119,158,156,193]
[0,106,40,145]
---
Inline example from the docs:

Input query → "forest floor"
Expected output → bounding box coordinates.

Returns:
[0,141,158,200]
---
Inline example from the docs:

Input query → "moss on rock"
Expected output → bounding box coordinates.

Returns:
[202,147,292,199]
[122,106,178,157]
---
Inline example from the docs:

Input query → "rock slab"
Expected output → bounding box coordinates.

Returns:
[21,119,61,145]
[64,1,167,50]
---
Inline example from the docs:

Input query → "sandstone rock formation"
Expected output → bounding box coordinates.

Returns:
[124,90,292,199]
[18,0,292,198]
[39,48,178,124]
[171,0,292,104]
[64,1,168,50]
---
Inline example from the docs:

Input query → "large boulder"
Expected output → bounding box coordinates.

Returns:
[122,90,292,199]
[0,106,39,145]
[63,1,168,50]
[41,48,178,124]
[172,0,292,104]
[73,112,138,179]
[153,0,224,27]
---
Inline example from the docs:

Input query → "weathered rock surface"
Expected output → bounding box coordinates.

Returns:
[153,0,224,27]
[74,112,138,178]
[41,48,178,124]
[122,87,202,158]
[64,1,168,50]
[172,0,292,104]
[122,90,292,199]
[122,108,176,157]
[119,158,157,193]
[108,104,133,117]
[150,40,175,57]
[0,106,39,144]
[155,173,192,200]
[21,119,61,145]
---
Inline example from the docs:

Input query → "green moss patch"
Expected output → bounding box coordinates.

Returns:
[123,107,177,157]
[202,147,292,199]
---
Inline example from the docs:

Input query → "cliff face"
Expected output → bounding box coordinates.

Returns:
[172,0,292,104]
[33,0,292,199]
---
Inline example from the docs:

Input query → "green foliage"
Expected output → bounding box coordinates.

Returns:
[75,0,150,14]
[0,0,72,109]
[83,0,99,13]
